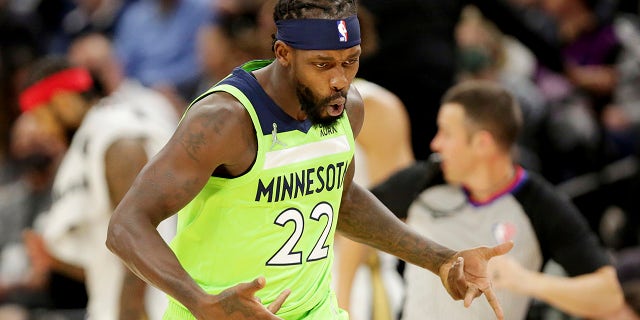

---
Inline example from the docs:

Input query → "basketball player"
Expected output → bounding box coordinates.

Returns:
[106,1,513,319]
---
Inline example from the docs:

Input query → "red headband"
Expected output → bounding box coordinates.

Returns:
[19,68,93,113]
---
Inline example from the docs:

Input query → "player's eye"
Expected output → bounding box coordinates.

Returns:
[344,58,358,66]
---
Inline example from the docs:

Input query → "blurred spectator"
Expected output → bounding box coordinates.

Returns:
[0,110,87,319]
[372,80,624,320]
[113,0,211,102]
[0,0,44,182]
[68,32,183,122]
[454,5,548,172]
[5,113,67,244]
[533,0,640,180]
[48,0,135,53]
[357,0,566,161]
[529,0,640,252]
[213,0,276,67]
[68,32,125,96]
[192,0,276,99]
[18,54,177,320]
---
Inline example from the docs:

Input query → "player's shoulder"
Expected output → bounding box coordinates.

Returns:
[182,91,252,129]
[189,90,248,115]
[169,91,256,155]
[352,78,403,111]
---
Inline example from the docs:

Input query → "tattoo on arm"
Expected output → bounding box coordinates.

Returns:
[178,111,224,162]
[138,167,203,218]
[339,185,455,273]
[180,131,206,162]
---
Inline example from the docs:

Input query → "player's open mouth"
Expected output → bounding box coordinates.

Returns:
[327,103,345,117]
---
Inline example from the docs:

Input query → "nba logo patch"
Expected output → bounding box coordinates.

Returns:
[492,222,517,244]
[337,20,348,42]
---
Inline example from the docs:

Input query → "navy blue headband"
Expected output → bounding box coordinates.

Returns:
[275,15,361,50]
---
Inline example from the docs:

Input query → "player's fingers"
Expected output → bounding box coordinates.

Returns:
[483,287,505,320]
[463,285,481,308]
[486,241,514,259]
[448,257,466,299]
[237,276,266,296]
[267,289,291,313]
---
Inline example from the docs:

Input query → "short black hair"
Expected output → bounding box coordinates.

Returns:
[442,80,522,151]
[273,0,357,21]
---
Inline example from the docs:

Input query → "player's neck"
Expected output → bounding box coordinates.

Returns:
[255,63,307,121]
[464,156,516,203]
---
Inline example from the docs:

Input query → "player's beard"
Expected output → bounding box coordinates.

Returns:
[296,82,346,128]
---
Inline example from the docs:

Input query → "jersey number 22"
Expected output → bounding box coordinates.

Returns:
[266,202,333,266]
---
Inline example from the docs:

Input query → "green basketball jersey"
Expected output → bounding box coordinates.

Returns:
[164,60,354,319]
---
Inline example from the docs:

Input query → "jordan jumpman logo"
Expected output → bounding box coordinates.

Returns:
[271,122,287,150]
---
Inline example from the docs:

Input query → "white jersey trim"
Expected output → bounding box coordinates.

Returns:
[264,135,350,169]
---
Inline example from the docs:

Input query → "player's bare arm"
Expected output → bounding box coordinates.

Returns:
[106,94,288,319]
[119,269,147,320]
[105,137,150,320]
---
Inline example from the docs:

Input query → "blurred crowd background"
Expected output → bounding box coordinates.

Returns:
[1,0,640,319]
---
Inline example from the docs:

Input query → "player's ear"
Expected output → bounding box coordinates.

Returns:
[274,40,292,67]
[472,130,496,156]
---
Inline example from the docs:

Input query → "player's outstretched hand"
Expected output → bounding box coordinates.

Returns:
[191,277,291,319]
[439,241,514,320]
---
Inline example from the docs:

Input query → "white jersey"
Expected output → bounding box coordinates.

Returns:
[39,81,178,320]
[402,184,540,320]
[372,161,609,320]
